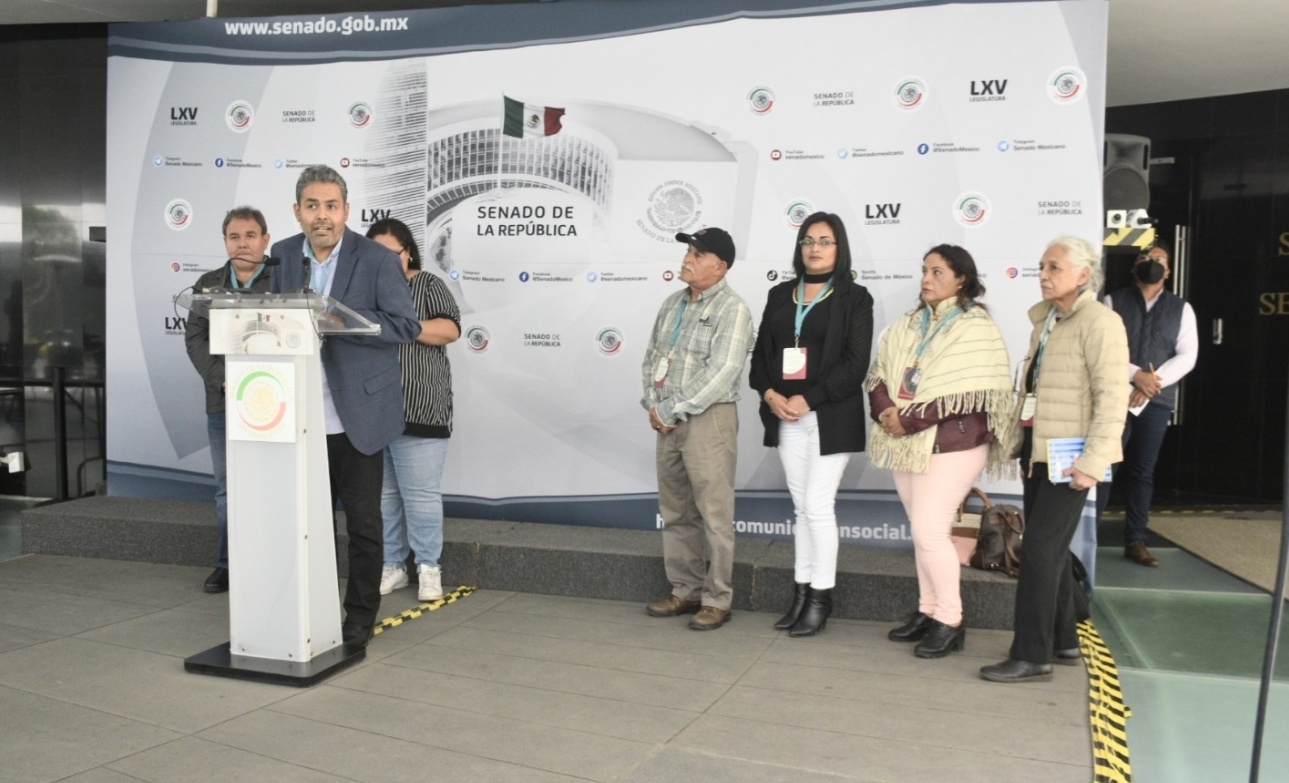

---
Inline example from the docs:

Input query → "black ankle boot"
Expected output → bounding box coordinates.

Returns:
[914,619,965,658]
[773,582,810,630]
[888,612,932,642]
[789,587,831,637]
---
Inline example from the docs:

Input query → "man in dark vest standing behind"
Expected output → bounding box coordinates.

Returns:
[1101,243,1198,567]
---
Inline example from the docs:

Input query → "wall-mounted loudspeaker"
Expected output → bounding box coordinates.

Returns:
[1104,133,1151,212]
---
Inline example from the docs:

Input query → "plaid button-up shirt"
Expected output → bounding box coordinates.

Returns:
[641,278,753,425]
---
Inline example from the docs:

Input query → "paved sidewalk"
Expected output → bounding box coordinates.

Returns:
[0,555,1092,783]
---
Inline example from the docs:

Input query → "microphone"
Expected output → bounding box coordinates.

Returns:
[301,255,313,294]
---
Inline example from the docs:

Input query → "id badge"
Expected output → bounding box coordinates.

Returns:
[1019,393,1037,427]
[653,357,669,389]
[896,365,920,401]
[782,347,808,380]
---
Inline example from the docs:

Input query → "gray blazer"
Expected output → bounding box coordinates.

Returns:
[269,228,422,455]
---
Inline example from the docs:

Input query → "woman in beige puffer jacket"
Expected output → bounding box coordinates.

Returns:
[980,236,1129,684]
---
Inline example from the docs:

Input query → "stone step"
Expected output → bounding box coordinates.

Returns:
[21,496,1018,629]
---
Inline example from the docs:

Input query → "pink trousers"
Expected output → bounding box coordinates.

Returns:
[892,444,988,627]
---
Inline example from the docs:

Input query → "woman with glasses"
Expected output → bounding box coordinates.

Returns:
[749,212,873,636]
[365,218,461,602]
[866,244,1015,658]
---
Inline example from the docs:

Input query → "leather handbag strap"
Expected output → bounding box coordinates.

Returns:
[956,486,992,517]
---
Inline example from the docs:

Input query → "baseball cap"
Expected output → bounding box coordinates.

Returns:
[675,227,736,267]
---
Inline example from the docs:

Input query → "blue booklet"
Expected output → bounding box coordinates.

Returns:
[1047,438,1114,483]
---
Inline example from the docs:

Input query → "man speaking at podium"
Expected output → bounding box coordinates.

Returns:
[270,165,422,648]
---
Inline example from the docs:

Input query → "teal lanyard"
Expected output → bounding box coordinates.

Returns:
[1031,307,1058,386]
[229,262,264,290]
[912,304,963,367]
[794,277,833,347]
[668,297,689,349]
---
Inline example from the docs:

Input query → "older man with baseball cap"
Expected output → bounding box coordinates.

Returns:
[640,227,753,630]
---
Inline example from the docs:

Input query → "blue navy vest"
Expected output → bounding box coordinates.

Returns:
[1109,286,1185,411]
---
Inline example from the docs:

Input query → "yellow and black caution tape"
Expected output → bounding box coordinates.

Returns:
[372,585,477,636]
[1103,225,1156,250]
[1077,618,1133,783]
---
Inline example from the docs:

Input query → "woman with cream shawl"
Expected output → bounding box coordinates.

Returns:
[866,244,1015,659]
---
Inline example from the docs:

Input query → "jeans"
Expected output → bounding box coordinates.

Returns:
[382,434,450,567]
[1116,402,1171,545]
[778,412,850,590]
[207,411,228,569]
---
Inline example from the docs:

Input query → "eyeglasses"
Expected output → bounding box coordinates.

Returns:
[798,237,836,247]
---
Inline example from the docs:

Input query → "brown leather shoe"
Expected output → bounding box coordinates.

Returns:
[646,594,701,617]
[688,606,731,631]
[1125,542,1159,567]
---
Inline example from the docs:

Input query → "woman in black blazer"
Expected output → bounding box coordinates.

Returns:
[749,212,874,636]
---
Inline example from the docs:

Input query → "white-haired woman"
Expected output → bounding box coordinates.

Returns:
[980,237,1129,684]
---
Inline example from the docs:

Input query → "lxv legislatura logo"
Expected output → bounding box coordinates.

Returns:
[225,101,254,133]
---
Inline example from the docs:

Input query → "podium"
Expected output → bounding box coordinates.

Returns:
[175,291,379,686]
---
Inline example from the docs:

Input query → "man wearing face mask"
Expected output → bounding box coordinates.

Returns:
[1101,244,1198,566]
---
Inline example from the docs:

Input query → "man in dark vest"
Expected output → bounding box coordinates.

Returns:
[1100,243,1198,566]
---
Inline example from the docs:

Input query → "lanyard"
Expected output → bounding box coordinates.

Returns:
[911,304,963,366]
[794,277,833,347]
[229,262,264,290]
[667,297,689,349]
[1031,307,1059,386]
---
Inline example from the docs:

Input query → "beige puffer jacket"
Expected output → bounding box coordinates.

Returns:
[1012,289,1130,481]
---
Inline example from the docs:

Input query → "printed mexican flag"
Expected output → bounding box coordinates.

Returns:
[502,96,565,138]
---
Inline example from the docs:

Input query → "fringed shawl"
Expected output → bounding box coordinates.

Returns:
[865,299,1016,475]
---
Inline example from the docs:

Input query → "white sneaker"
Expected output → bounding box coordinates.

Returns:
[417,563,443,601]
[379,564,408,595]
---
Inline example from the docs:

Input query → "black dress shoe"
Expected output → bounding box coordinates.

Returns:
[1054,647,1082,666]
[203,567,229,594]
[888,611,932,642]
[773,582,810,631]
[980,658,1054,683]
[914,620,965,658]
[342,624,373,650]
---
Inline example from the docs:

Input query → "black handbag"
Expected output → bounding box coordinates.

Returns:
[968,499,1025,578]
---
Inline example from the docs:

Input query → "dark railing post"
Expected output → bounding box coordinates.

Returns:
[51,366,69,501]
[1249,385,1289,782]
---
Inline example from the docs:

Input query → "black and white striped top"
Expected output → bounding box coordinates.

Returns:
[400,272,460,439]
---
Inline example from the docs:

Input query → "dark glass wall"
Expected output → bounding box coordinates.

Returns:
[1107,89,1289,504]
[0,25,107,499]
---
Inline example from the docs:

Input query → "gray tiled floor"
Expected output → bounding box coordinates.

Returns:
[0,555,1094,783]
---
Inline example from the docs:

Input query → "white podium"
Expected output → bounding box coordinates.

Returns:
[176,290,379,686]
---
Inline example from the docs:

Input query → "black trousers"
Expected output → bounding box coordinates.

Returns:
[328,433,385,631]
[1010,464,1087,664]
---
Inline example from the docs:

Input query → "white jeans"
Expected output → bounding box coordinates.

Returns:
[778,412,850,590]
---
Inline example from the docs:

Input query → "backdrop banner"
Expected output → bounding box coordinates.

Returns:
[107,0,1109,546]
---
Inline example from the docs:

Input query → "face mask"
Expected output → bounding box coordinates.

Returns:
[1134,259,1165,284]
